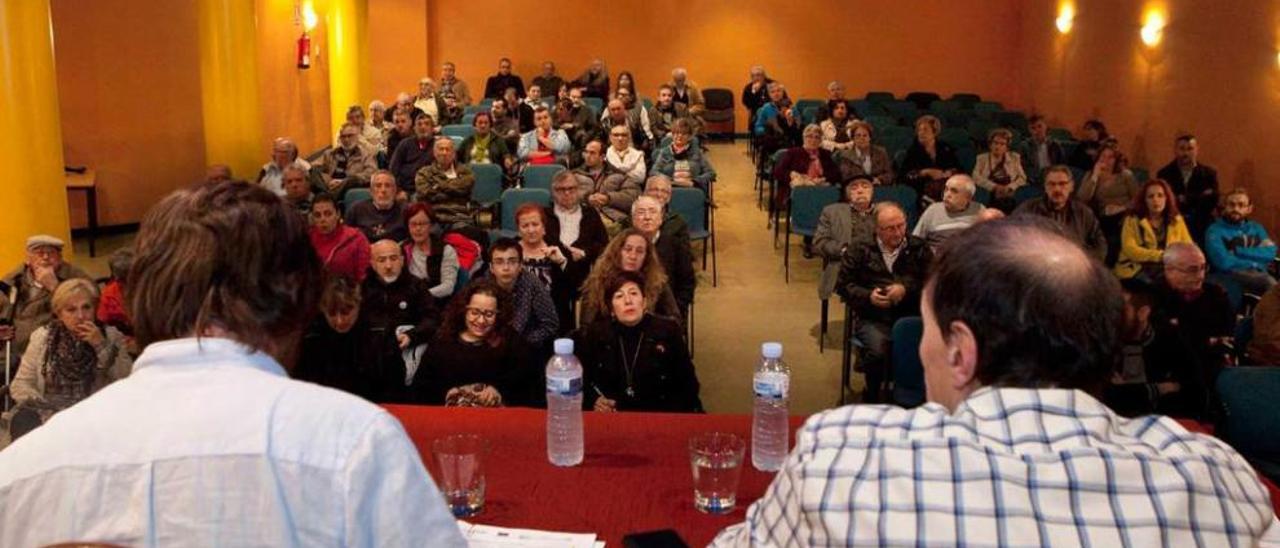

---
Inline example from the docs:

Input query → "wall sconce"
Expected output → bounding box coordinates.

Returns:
[1056,3,1075,35]
[296,1,318,69]
[1140,10,1166,47]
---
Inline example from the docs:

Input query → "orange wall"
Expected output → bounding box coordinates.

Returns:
[1016,0,1280,232]
[51,0,206,228]
[427,0,1026,128]
[257,0,333,157]
[369,0,429,102]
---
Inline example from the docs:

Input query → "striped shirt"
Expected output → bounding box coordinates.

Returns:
[714,387,1279,547]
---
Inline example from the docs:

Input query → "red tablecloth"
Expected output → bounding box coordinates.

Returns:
[386,406,1280,547]
[386,405,801,547]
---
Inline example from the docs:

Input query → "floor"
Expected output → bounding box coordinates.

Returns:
[66,141,859,416]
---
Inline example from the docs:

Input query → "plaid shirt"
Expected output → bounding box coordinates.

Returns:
[714,388,1280,547]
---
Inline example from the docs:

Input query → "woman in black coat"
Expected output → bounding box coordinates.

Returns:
[900,114,960,205]
[574,271,702,413]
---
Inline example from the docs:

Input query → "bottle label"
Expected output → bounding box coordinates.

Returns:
[753,372,789,399]
[547,376,582,397]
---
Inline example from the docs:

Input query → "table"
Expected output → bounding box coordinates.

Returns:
[65,169,98,257]
[386,405,803,547]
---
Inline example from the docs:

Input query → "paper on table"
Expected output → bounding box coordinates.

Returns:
[456,520,602,548]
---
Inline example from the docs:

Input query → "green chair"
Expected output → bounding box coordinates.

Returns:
[497,188,551,238]
[784,185,840,283]
[891,317,926,408]
[469,163,503,226]
[671,187,716,286]
[873,184,919,227]
[441,124,475,139]
[521,165,565,191]
[1216,367,1280,482]
[343,188,371,216]
[864,91,895,104]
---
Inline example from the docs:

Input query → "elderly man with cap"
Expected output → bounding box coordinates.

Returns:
[0,235,92,370]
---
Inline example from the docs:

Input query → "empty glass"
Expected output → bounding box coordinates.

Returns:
[431,434,490,517]
[689,432,746,514]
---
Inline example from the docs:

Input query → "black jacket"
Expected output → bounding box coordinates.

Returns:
[1156,161,1219,225]
[1104,322,1208,419]
[575,314,702,413]
[412,331,536,406]
[544,205,610,296]
[297,319,396,403]
[359,272,441,401]
[837,236,934,325]
[654,213,696,314]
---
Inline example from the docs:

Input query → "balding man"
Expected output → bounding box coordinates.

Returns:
[913,174,986,251]
[413,138,475,227]
[837,202,933,403]
[1155,242,1236,378]
[361,239,440,401]
[716,216,1280,546]
[256,138,311,197]
[740,65,773,119]
[1013,164,1106,261]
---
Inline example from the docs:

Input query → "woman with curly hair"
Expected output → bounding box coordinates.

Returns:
[1114,178,1192,280]
[579,228,682,327]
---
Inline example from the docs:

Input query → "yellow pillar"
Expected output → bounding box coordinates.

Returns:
[326,0,369,138]
[197,0,265,183]
[0,0,71,268]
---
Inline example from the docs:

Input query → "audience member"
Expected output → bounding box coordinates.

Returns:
[389,112,437,194]
[740,65,773,120]
[833,121,893,186]
[1114,178,1192,280]
[573,59,610,100]
[384,109,415,159]
[515,204,573,329]
[836,202,934,403]
[490,98,523,152]
[1067,118,1108,170]
[480,238,559,351]
[579,228,683,327]
[813,80,853,123]
[1205,188,1277,296]
[545,170,609,330]
[1078,139,1139,265]
[0,181,465,545]
[342,104,385,152]
[603,97,651,154]
[972,128,1027,213]
[1248,284,1280,364]
[715,216,1278,546]
[362,239,441,400]
[615,71,637,97]
[6,279,132,441]
[752,82,787,136]
[576,139,639,225]
[1157,134,1219,237]
[345,171,408,242]
[518,84,544,132]
[204,163,234,184]
[576,270,702,413]
[634,190,695,318]
[668,68,705,119]
[1018,114,1067,179]
[96,248,134,337]
[1156,242,1236,378]
[256,137,310,197]
[1013,165,1106,261]
[818,100,855,151]
[435,92,464,126]
[518,105,571,166]
[772,124,838,210]
[367,100,388,143]
[413,279,535,407]
[651,84,698,143]
[605,124,646,182]
[438,61,472,105]
[900,115,960,205]
[281,164,315,216]
[414,137,475,227]
[557,86,602,151]
[760,100,802,159]
[531,61,564,103]
[310,193,371,283]
[458,111,514,172]
[650,118,716,192]
[813,176,876,303]
[320,123,377,193]
[412,80,438,119]
[483,57,524,99]
[296,277,382,401]
[403,202,460,301]
[1104,278,1207,419]
[0,235,92,367]
[913,174,986,251]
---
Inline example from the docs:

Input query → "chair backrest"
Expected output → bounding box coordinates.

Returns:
[669,187,708,237]
[800,106,819,126]
[1013,185,1045,205]
[469,163,503,205]
[956,146,978,174]
[864,91,895,104]
[938,127,971,150]
[793,98,824,115]
[583,97,604,114]
[1048,127,1075,141]
[1216,367,1280,480]
[478,98,495,109]
[463,105,486,116]
[973,101,1003,114]
[873,184,919,223]
[948,92,982,106]
[703,88,734,111]
[500,188,552,232]
[866,115,899,133]
[891,317,926,408]
[447,135,463,150]
[928,99,959,113]
[641,97,654,110]
[851,99,881,118]
[884,100,919,123]
[789,185,841,235]
[973,186,992,205]
[343,188,371,216]
[904,92,942,111]
[441,124,475,139]
[1132,167,1150,183]
[462,113,476,126]
[522,164,566,191]
[995,111,1030,134]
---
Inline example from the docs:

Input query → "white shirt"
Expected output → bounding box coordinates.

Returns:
[259,159,311,197]
[555,204,583,248]
[0,337,465,547]
[606,146,646,182]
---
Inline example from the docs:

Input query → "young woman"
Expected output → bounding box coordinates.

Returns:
[1114,178,1192,280]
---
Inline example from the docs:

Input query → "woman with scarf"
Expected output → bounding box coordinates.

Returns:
[649,118,717,193]
[7,279,132,440]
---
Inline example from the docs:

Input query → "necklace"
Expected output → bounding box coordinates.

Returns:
[617,332,645,398]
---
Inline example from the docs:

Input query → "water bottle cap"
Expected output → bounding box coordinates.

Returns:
[554,338,575,355]
[761,342,783,359]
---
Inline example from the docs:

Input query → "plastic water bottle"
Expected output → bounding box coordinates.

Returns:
[752,342,790,471]
[546,338,584,466]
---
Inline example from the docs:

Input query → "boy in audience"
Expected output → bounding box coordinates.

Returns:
[479,238,559,351]
[1205,187,1277,296]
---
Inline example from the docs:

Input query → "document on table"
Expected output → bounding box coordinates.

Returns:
[456,521,604,548]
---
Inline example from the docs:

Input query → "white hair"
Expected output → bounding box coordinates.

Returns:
[632,195,663,214]
[945,174,976,197]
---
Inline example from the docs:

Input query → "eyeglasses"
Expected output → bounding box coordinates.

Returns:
[553,186,578,193]
[490,258,521,266]
[611,132,629,138]
[1168,264,1207,275]
[466,307,497,320]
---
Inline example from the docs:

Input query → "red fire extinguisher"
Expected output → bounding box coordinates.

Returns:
[296,32,311,69]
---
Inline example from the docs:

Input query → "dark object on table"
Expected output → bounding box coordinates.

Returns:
[623,529,688,548]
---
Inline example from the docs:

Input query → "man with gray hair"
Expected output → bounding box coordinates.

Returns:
[668,67,705,119]
[837,201,933,403]
[638,176,696,317]
[913,174,986,250]
[256,137,311,197]
[1156,241,1236,377]
[1013,164,1106,260]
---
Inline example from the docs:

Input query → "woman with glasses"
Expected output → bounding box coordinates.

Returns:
[649,118,716,193]
[402,202,461,301]
[413,279,534,407]
[834,121,893,186]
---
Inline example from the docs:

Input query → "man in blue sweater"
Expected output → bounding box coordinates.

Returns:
[1205,188,1277,296]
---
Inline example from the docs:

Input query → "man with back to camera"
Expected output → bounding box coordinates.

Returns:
[715,216,1279,546]
[0,181,464,546]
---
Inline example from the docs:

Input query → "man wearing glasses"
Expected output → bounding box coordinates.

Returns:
[1155,241,1237,376]
[480,238,558,350]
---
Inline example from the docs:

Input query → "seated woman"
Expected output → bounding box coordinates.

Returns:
[760,100,803,161]
[1077,139,1139,266]
[7,279,132,440]
[515,203,574,329]
[412,280,533,407]
[309,193,370,282]
[297,277,387,401]
[900,114,960,204]
[517,105,571,166]
[1115,178,1192,280]
[402,202,461,302]
[458,112,514,168]
[972,128,1028,213]
[833,121,893,186]
[819,101,856,152]
[575,271,702,413]
[772,124,840,208]
[580,228,682,327]
[649,118,716,192]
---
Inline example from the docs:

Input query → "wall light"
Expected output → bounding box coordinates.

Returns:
[1056,3,1075,35]
[302,1,319,32]
[1141,10,1166,47]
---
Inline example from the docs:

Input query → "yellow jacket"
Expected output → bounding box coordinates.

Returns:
[1114,214,1192,279]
